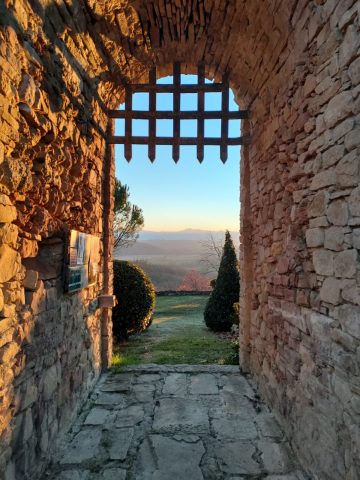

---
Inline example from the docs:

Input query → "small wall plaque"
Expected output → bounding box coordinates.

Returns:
[65,230,100,293]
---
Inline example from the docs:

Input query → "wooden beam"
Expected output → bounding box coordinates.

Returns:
[108,136,245,146]
[148,67,156,162]
[109,110,249,120]
[220,72,229,163]
[197,63,205,163]
[173,62,180,162]
[128,83,226,93]
[124,86,132,162]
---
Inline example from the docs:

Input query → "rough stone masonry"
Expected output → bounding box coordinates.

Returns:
[0,1,359,480]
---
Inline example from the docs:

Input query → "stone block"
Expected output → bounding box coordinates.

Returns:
[84,408,109,426]
[105,427,134,460]
[0,341,20,363]
[334,249,357,278]
[322,144,344,169]
[0,224,18,247]
[324,91,353,128]
[326,200,349,226]
[216,441,260,475]
[0,245,19,283]
[313,249,334,276]
[189,373,218,394]
[305,228,324,247]
[349,186,360,217]
[336,304,360,339]
[349,56,360,86]
[0,194,16,223]
[320,277,342,304]
[59,429,102,464]
[310,169,336,191]
[308,190,329,217]
[258,441,293,474]
[42,365,58,401]
[324,226,348,251]
[339,25,360,69]
[23,270,38,291]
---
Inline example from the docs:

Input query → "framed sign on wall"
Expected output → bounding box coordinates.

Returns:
[65,230,100,293]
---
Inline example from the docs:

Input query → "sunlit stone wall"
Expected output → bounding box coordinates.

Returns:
[0,1,359,479]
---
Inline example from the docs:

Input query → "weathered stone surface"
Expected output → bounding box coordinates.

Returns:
[320,278,342,305]
[59,429,102,464]
[327,200,349,226]
[101,468,127,480]
[313,249,334,276]
[308,190,329,218]
[216,441,261,475]
[189,373,218,395]
[349,186,360,217]
[23,270,39,291]
[334,249,357,278]
[259,441,293,474]
[0,194,17,222]
[0,245,19,283]
[105,427,134,460]
[162,373,187,395]
[211,413,258,440]
[324,91,353,128]
[305,228,324,247]
[136,435,205,480]
[153,397,209,433]
[115,405,144,427]
[84,408,109,426]
[336,304,360,339]
[324,227,348,251]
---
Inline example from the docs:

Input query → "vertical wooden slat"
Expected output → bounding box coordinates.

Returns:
[173,62,181,163]
[220,71,229,163]
[197,63,205,163]
[148,67,157,162]
[124,86,132,162]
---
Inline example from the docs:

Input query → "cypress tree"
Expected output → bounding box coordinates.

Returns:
[204,230,240,332]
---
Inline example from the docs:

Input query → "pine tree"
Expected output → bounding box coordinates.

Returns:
[204,230,240,331]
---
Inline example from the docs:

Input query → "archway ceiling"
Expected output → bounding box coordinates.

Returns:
[84,0,297,108]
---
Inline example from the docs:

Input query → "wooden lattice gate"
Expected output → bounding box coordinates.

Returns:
[108,63,249,163]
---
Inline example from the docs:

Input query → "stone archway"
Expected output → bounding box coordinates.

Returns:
[0,1,359,479]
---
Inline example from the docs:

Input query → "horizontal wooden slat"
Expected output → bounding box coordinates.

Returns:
[128,83,226,93]
[109,136,246,146]
[109,110,249,119]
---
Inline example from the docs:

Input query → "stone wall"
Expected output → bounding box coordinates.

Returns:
[240,2,360,479]
[0,1,359,479]
[0,7,112,478]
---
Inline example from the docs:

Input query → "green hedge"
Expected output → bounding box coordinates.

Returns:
[112,260,155,340]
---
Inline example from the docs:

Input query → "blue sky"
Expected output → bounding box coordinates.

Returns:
[115,74,240,232]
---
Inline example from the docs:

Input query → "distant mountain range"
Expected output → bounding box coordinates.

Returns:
[137,228,239,242]
[115,229,239,257]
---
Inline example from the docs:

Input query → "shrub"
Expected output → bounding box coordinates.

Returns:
[204,231,240,332]
[112,260,155,340]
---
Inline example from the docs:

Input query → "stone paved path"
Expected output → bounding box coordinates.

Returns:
[45,365,308,480]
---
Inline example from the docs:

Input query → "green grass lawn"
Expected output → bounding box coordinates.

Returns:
[112,294,238,368]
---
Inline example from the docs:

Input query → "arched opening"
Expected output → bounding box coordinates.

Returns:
[1,1,359,479]
[110,66,243,365]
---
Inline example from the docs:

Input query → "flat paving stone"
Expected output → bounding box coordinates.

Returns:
[189,373,219,394]
[94,392,126,408]
[84,408,110,426]
[103,427,134,460]
[59,429,102,464]
[162,373,187,395]
[211,413,258,440]
[100,468,127,480]
[153,397,209,433]
[216,441,261,475]
[115,405,144,427]
[44,365,307,480]
[136,434,205,480]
